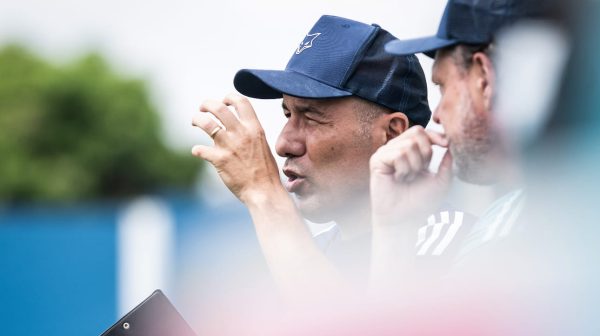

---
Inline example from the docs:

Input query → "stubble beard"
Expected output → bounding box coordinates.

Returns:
[451,102,502,185]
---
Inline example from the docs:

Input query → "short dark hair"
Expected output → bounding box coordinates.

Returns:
[353,97,390,125]
[353,97,413,136]
[439,44,494,71]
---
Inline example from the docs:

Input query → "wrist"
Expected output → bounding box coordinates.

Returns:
[242,182,291,210]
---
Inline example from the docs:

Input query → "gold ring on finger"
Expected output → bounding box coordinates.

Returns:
[209,126,222,138]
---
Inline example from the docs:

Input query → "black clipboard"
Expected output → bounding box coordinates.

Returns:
[100,290,196,336]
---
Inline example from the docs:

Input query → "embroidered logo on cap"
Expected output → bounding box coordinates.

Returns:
[296,33,321,54]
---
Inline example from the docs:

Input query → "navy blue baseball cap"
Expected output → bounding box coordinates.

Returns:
[234,15,431,127]
[386,0,549,58]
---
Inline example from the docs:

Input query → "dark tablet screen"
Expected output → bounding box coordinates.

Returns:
[100,290,196,336]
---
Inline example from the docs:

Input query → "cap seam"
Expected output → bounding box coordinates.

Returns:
[340,25,380,88]
[400,55,413,111]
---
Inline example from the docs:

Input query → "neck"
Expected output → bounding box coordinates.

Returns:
[451,157,524,217]
[485,149,524,196]
[332,195,373,240]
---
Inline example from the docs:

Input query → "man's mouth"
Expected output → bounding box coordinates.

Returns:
[282,168,306,194]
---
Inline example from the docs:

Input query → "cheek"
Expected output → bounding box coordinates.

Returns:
[440,89,471,133]
[306,129,373,177]
[305,134,340,166]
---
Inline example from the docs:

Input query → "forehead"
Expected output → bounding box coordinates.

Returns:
[432,51,456,80]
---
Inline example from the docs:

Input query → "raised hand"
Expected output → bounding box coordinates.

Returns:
[369,126,453,227]
[191,93,283,205]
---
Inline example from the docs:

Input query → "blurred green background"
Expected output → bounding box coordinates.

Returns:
[0,43,212,336]
[0,44,202,203]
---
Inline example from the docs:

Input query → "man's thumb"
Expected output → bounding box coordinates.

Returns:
[436,149,453,185]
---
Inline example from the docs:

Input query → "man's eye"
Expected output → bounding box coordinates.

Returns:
[284,113,291,119]
[306,117,321,124]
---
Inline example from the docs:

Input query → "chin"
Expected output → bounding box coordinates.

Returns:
[295,196,337,224]
[298,205,333,224]
[451,138,502,185]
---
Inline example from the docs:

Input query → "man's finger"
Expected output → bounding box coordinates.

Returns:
[191,112,225,142]
[395,126,435,163]
[404,143,425,174]
[435,149,454,186]
[191,144,220,164]
[426,131,449,148]
[412,132,435,165]
[223,93,259,122]
[199,99,239,130]
[370,148,395,175]
[392,155,412,181]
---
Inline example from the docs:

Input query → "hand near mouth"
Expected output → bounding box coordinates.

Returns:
[369,125,453,226]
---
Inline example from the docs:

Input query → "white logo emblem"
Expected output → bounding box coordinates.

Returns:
[296,33,321,54]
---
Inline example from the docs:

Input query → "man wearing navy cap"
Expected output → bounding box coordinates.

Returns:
[191,15,437,296]
[369,0,549,287]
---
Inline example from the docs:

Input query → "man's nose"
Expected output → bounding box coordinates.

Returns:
[275,121,306,158]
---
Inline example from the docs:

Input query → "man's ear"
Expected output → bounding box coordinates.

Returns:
[384,112,410,142]
[472,52,496,111]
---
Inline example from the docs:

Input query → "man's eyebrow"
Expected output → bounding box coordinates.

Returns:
[282,101,327,116]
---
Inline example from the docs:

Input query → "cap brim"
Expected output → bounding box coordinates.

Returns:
[385,36,458,59]
[234,69,352,100]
